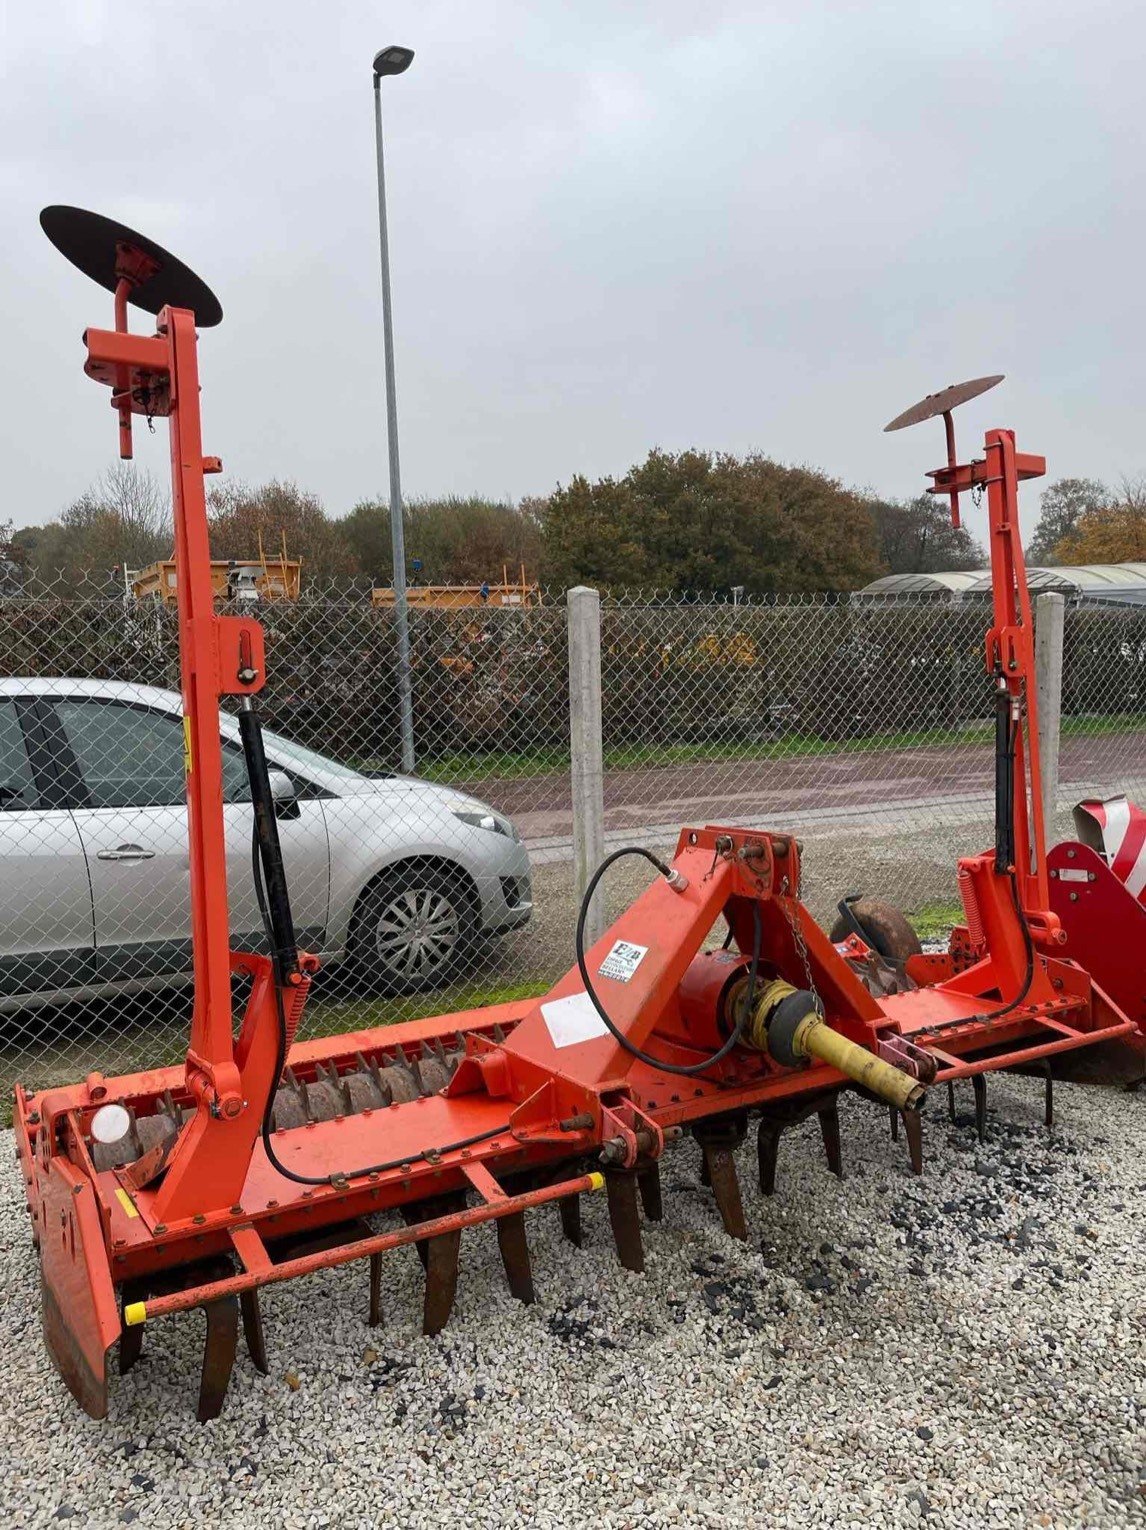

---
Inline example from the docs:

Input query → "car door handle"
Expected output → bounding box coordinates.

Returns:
[97,844,157,862]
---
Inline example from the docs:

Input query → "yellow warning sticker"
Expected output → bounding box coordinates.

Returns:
[115,1186,139,1220]
[182,715,193,776]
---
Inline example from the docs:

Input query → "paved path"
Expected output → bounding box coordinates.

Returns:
[451,729,1146,858]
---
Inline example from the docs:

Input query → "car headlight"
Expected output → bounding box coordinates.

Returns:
[453,808,516,840]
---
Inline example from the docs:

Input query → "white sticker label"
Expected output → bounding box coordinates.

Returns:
[542,990,609,1049]
[597,940,649,983]
[1057,868,1089,883]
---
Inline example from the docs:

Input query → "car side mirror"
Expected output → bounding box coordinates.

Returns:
[268,768,300,821]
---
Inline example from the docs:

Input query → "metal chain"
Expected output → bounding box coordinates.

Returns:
[778,876,823,1018]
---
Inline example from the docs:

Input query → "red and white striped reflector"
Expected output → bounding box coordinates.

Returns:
[1072,796,1146,904]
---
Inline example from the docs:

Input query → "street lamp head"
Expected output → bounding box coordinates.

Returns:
[373,45,414,79]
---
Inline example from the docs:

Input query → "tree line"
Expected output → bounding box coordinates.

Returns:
[3,452,1141,597]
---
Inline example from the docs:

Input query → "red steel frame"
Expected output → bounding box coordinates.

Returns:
[15,290,1139,1420]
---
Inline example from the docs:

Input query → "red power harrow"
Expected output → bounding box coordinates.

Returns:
[15,218,1144,1422]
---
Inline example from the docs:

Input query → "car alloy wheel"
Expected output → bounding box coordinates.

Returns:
[372,885,461,983]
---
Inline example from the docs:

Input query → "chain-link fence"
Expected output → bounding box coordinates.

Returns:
[1,576,1142,1100]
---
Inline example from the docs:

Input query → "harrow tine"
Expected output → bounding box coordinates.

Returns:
[637,1162,664,1222]
[604,1170,645,1273]
[369,1252,383,1328]
[118,1280,147,1375]
[817,1099,843,1181]
[422,1230,462,1336]
[495,1210,535,1304]
[558,1193,582,1248]
[699,1152,712,1188]
[757,1120,782,1197]
[888,1104,899,1142]
[197,1296,239,1423]
[947,1080,957,1122]
[972,1074,987,1143]
[700,1140,747,1241]
[1042,1060,1054,1128]
[239,1290,269,1375]
[902,1109,923,1176]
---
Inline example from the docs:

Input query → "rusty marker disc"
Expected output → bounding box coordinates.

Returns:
[883,374,1004,432]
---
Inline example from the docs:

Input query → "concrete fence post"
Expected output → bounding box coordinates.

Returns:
[1034,591,1066,839]
[567,586,606,946]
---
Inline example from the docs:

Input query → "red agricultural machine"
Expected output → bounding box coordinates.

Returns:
[15,215,1145,1423]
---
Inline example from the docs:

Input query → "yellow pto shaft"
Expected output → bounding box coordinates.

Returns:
[743,977,924,1112]
[789,1011,925,1112]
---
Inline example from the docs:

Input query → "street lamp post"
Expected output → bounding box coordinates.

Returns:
[372,44,416,773]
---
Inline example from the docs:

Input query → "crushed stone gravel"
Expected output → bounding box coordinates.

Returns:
[1,1075,1143,1529]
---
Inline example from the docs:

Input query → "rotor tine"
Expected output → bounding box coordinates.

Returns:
[817,1098,843,1181]
[888,1104,899,1142]
[492,1024,506,1043]
[240,1289,269,1375]
[757,1120,782,1197]
[118,1279,147,1375]
[197,1296,239,1422]
[698,1150,711,1187]
[637,1162,663,1222]
[496,1210,535,1304]
[902,1109,924,1176]
[369,1252,383,1328]
[972,1074,987,1143]
[558,1193,582,1248]
[422,1229,462,1336]
[1042,1060,1054,1129]
[604,1170,644,1273]
[947,1080,957,1122]
[701,1140,747,1241]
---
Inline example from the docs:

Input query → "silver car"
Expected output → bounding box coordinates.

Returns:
[0,678,532,1011]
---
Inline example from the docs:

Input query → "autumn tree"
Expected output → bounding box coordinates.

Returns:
[1055,477,1146,563]
[538,448,881,594]
[338,496,542,585]
[1025,477,1108,565]
[864,494,984,575]
[11,465,171,586]
[207,480,355,580]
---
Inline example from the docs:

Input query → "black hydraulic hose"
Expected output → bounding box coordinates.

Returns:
[994,684,1016,875]
[971,867,1036,1026]
[237,701,298,977]
[575,845,762,1076]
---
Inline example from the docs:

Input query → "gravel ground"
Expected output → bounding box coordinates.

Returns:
[1,1075,1143,1529]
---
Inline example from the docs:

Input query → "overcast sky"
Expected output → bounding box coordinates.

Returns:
[3,0,1144,550]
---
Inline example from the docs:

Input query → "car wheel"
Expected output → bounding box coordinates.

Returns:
[350,864,477,993]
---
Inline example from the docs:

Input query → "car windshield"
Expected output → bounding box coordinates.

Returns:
[258,727,370,782]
